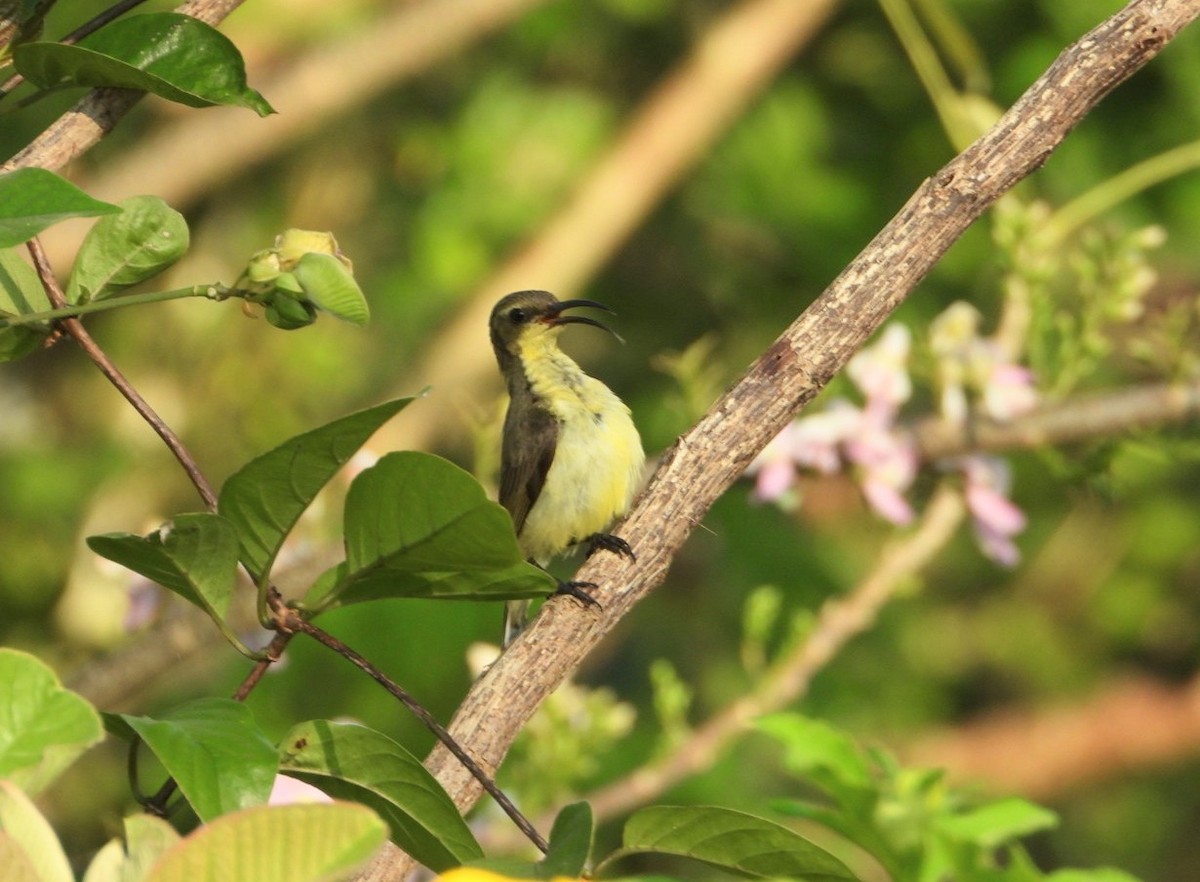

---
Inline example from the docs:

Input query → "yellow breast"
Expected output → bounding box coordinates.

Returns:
[516,334,645,563]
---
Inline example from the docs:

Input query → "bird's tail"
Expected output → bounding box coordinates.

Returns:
[502,598,532,647]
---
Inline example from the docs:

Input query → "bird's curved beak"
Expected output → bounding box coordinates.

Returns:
[543,299,624,343]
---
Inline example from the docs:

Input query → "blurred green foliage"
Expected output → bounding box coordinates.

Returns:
[3,0,1200,879]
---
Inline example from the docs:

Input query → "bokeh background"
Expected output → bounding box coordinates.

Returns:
[3,0,1200,878]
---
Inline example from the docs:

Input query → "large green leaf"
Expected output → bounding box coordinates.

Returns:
[66,195,190,304]
[0,168,119,248]
[620,805,858,882]
[0,247,53,362]
[0,648,103,795]
[14,13,274,115]
[106,698,277,823]
[87,512,240,622]
[0,780,73,882]
[143,803,385,882]
[314,452,553,606]
[217,398,415,579]
[278,720,482,872]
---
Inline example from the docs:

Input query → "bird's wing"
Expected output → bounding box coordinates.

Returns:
[499,403,559,535]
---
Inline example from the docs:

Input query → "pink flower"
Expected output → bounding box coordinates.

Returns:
[845,424,918,525]
[983,363,1038,421]
[269,774,332,805]
[791,400,860,474]
[847,324,912,420]
[746,421,803,503]
[962,455,1026,566]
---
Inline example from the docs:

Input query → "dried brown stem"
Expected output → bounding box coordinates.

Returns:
[26,238,219,509]
[357,2,1199,879]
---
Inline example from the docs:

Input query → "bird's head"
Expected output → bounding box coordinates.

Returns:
[488,290,621,367]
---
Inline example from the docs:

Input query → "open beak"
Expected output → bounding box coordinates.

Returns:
[542,299,624,343]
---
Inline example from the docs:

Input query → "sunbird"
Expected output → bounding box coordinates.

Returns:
[489,290,645,646]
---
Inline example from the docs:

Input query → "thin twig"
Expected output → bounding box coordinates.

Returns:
[912,377,1200,461]
[276,602,550,854]
[26,237,219,509]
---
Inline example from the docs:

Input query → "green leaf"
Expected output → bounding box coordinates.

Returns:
[0,648,103,795]
[621,805,857,882]
[756,713,876,814]
[541,802,594,878]
[143,803,385,882]
[87,512,240,622]
[0,168,119,248]
[309,557,552,610]
[217,398,415,579]
[293,252,369,325]
[0,247,53,361]
[937,798,1059,850]
[106,698,277,822]
[770,799,894,875]
[0,780,73,882]
[14,13,274,115]
[66,195,190,304]
[318,452,553,605]
[278,720,482,871]
[83,814,181,882]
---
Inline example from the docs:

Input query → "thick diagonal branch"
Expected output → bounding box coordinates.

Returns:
[406,0,1198,859]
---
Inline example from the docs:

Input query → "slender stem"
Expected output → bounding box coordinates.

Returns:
[0,284,230,328]
[1041,137,1200,246]
[277,603,550,854]
[26,237,219,510]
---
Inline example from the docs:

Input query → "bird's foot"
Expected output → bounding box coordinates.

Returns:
[554,579,603,611]
[584,532,636,561]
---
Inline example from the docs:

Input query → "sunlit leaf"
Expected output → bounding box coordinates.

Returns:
[143,803,385,882]
[0,780,73,882]
[0,648,103,795]
[278,720,482,871]
[14,13,274,115]
[82,814,181,882]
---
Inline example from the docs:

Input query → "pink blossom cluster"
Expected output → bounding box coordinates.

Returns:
[746,303,1037,566]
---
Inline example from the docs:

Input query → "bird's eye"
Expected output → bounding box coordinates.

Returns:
[508,308,527,324]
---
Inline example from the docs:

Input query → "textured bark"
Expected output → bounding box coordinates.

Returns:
[359,2,1200,879]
